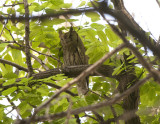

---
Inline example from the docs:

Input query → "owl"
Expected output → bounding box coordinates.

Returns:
[59,27,89,95]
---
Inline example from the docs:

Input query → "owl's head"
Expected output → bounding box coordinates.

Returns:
[59,27,78,47]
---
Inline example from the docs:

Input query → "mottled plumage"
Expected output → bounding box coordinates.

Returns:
[59,27,89,95]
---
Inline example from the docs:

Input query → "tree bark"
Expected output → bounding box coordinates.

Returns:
[111,0,141,123]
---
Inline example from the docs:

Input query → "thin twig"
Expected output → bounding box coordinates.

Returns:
[6,96,21,119]
[84,113,98,121]
[43,82,78,96]
[4,26,24,48]
[0,1,16,37]
[0,40,15,43]
[65,96,72,124]
[30,47,62,64]
[8,44,50,70]
[0,58,28,72]
[3,2,24,7]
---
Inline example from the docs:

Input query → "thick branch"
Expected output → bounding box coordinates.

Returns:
[32,65,115,80]
[23,0,33,76]
[99,1,160,59]
[0,8,95,21]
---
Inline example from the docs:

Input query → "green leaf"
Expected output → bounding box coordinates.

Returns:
[97,30,108,44]
[32,3,42,12]
[2,87,17,96]
[85,12,100,22]
[0,107,4,120]
[28,0,35,3]
[37,84,49,96]
[18,101,29,115]
[0,22,3,31]
[45,8,56,14]
[102,83,110,92]
[4,72,18,79]
[148,88,156,101]
[16,5,25,14]
[52,19,66,25]
[112,63,124,76]
[11,49,23,66]
[10,93,22,102]
[72,96,87,109]
[3,78,16,86]
[85,94,99,105]
[92,82,101,91]
[4,54,13,72]
[62,3,72,8]
[0,43,8,52]
[0,63,7,76]
[105,27,120,47]
[91,23,105,31]
[50,0,63,6]
[78,1,86,7]
[85,29,97,41]
[55,105,63,113]
[51,74,67,80]
[2,28,12,42]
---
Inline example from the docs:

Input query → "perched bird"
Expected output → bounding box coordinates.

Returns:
[59,27,89,95]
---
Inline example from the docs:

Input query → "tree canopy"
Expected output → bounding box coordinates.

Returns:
[0,0,160,124]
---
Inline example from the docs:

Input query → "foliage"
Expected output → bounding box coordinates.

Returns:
[0,0,159,123]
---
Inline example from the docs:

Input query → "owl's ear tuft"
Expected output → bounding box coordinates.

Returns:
[69,26,73,32]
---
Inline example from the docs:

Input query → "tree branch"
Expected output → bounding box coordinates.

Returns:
[3,2,24,7]
[8,44,50,71]
[32,64,115,80]
[0,58,28,72]
[0,8,95,21]
[43,82,78,96]
[98,1,160,59]
[23,0,33,77]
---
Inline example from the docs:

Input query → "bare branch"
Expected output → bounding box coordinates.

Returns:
[23,0,33,77]
[0,8,95,21]
[3,2,24,7]
[0,40,15,43]
[43,82,78,96]
[30,47,62,64]
[6,96,21,119]
[0,1,16,37]
[65,96,72,124]
[0,58,28,72]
